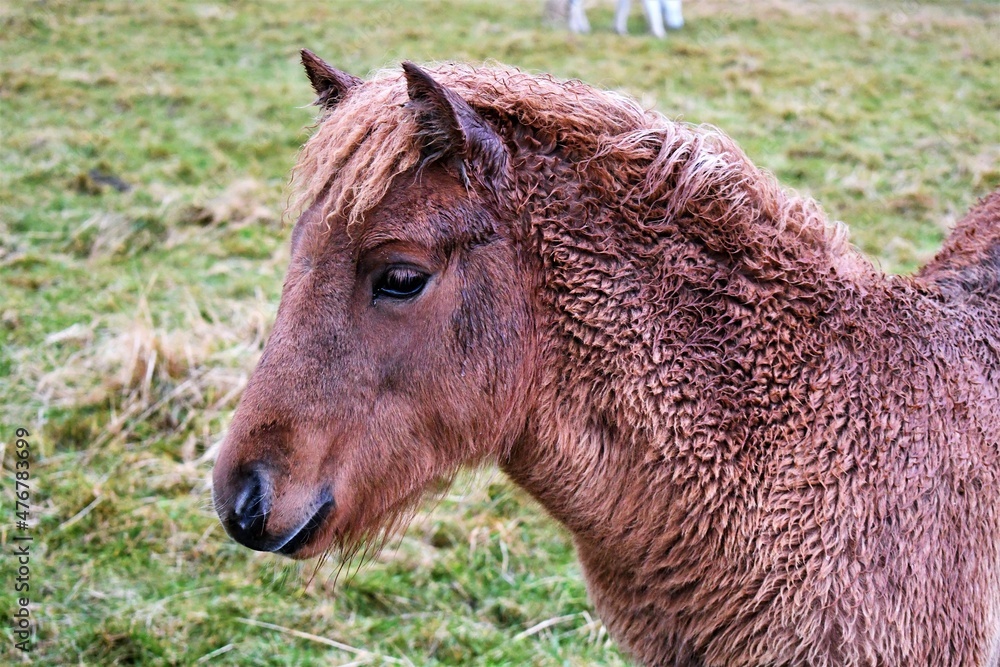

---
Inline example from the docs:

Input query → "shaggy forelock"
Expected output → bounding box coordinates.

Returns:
[291,63,652,223]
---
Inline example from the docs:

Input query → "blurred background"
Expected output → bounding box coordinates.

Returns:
[1,0,998,664]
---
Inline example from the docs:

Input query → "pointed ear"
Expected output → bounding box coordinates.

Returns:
[401,62,509,190]
[301,49,361,110]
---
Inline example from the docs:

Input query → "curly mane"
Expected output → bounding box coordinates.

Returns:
[292,63,855,275]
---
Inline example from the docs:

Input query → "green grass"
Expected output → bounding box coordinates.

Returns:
[1,0,998,664]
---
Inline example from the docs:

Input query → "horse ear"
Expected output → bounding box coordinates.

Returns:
[401,62,509,189]
[301,49,361,110]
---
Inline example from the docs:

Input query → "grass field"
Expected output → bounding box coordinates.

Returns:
[1,0,998,664]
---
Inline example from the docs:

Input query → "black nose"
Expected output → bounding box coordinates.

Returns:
[223,465,273,550]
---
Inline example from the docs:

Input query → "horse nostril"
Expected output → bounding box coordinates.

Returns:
[231,466,272,537]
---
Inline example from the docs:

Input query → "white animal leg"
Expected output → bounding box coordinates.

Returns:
[615,0,631,35]
[662,0,683,29]
[568,0,591,33]
[642,0,666,38]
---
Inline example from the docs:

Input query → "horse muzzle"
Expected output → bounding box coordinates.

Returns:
[214,462,336,558]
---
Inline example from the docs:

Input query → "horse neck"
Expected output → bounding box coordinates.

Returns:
[502,146,881,562]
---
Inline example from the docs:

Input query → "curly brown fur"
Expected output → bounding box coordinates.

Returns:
[215,62,1000,666]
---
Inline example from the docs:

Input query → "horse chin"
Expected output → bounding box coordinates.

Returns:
[277,508,340,560]
[281,479,441,561]
[277,494,390,561]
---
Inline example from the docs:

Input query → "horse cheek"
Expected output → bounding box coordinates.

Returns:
[449,248,529,441]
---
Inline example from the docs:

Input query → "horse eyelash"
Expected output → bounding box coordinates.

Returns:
[373,266,429,301]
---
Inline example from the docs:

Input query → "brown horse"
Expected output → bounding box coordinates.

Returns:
[213,50,1000,666]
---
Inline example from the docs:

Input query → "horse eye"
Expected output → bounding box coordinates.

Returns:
[373,267,428,301]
